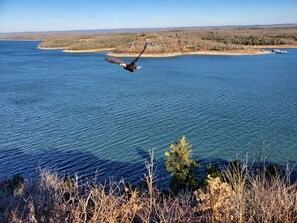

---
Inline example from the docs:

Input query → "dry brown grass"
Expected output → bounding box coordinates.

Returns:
[0,150,199,223]
[195,161,297,223]
[1,155,297,222]
[244,169,297,223]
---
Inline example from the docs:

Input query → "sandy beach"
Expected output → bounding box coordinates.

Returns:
[38,46,114,53]
[38,44,297,57]
[38,45,116,53]
[38,45,271,57]
[107,49,271,57]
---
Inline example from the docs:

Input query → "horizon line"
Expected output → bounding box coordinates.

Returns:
[1,23,297,35]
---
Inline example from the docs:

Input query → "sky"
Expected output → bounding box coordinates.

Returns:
[0,0,297,33]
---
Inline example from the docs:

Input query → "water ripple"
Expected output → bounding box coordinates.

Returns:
[1,41,297,183]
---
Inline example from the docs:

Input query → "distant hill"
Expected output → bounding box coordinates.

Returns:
[1,23,297,36]
[1,24,297,56]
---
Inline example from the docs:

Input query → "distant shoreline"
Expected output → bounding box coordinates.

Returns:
[37,44,297,57]
[38,45,272,57]
[38,45,115,53]
[64,48,115,53]
[107,49,271,57]
[0,39,41,42]
[2,25,296,58]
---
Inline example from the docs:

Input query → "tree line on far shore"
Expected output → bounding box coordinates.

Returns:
[9,26,295,53]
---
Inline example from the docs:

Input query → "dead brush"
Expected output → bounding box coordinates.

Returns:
[3,151,297,223]
[245,166,297,223]
[195,160,297,223]
[194,176,238,223]
[76,180,142,223]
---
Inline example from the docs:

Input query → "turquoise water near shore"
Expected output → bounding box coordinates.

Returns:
[0,41,297,182]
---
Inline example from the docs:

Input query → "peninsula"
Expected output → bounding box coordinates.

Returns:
[2,26,297,57]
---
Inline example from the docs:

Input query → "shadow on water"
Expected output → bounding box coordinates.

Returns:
[0,147,165,185]
[1,147,296,187]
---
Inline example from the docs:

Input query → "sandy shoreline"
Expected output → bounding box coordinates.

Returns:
[37,45,297,57]
[107,49,271,57]
[0,39,41,42]
[37,47,270,57]
[38,46,115,53]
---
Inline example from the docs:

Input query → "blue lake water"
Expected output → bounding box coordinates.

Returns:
[1,41,297,183]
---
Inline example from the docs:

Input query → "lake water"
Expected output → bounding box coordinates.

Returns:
[1,41,297,183]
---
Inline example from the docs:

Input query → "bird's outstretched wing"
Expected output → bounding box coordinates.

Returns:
[129,42,148,65]
[105,57,126,65]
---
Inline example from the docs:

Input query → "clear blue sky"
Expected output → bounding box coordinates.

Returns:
[0,0,296,33]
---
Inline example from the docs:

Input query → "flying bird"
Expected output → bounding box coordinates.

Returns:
[105,42,147,72]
